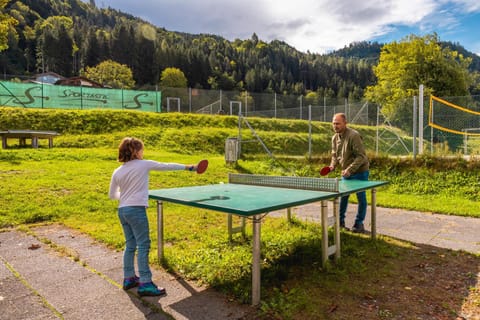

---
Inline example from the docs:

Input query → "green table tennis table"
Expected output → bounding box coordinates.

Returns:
[149,174,388,305]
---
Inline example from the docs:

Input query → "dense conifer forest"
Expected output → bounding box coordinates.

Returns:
[2,0,480,99]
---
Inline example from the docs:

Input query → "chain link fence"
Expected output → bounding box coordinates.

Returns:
[2,75,480,156]
[161,87,413,156]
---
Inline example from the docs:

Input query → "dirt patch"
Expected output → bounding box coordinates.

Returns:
[245,236,480,319]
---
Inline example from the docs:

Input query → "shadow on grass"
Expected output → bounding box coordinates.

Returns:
[187,226,479,319]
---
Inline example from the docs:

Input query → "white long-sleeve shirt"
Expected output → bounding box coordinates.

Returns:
[109,159,186,208]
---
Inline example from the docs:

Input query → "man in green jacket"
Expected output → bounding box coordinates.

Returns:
[328,113,370,233]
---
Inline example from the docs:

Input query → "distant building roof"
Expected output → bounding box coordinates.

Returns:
[33,72,65,84]
[55,76,104,88]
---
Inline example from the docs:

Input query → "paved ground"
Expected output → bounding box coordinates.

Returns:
[1,204,479,319]
[0,225,255,320]
[271,202,480,254]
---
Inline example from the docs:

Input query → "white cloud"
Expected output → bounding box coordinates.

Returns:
[449,0,480,12]
[91,0,480,54]
[253,0,439,52]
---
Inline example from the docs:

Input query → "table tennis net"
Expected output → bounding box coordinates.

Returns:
[228,173,339,192]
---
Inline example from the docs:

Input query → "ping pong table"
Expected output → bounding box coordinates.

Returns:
[149,174,388,305]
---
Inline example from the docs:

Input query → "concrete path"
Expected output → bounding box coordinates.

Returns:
[1,205,479,319]
[0,225,255,320]
[271,203,480,254]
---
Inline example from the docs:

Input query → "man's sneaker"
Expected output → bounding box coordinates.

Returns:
[123,276,139,290]
[352,223,365,233]
[340,221,349,231]
[137,282,166,297]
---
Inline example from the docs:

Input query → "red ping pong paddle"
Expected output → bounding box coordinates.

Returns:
[196,159,208,174]
[320,166,332,176]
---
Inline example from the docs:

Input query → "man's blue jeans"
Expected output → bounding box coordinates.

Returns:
[340,170,369,226]
[118,206,152,283]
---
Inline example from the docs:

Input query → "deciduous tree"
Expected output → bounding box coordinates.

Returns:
[83,59,135,89]
[0,0,18,51]
[160,67,187,88]
[365,34,472,127]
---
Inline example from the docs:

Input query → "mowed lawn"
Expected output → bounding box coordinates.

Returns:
[1,144,479,319]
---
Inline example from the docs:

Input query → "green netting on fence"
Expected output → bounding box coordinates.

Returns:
[0,81,161,112]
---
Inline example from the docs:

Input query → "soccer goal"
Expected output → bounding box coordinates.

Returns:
[429,95,480,155]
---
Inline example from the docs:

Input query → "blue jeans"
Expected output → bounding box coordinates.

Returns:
[340,170,369,226]
[118,206,152,283]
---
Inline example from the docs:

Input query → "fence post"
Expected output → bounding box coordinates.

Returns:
[121,87,124,110]
[308,105,312,159]
[299,95,303,120]
[274,92,277,118]
[189,87,192,113]
[376,105,380,155]
[238,112,242,157]
[413,96,417,159]
[245,91,248,117]
[323,96,326,122]
[418,84,424,154]
[345,98,348,119]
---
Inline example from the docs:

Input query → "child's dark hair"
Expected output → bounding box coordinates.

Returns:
[118,137,144,162]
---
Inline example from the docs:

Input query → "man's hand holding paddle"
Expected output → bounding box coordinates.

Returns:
[320,165,333,176]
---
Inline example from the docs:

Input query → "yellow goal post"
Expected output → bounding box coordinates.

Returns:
[429,95,480,136]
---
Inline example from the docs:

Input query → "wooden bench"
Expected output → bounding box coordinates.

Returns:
[0,130,60,149]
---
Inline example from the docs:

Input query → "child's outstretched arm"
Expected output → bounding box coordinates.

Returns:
[186,159,208,174]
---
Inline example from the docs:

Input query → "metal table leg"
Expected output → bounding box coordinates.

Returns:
[371,188,377,239]
[333,197,341,260]
[157,200,164,263]
[321,200,328,267]
[251,214,261,306]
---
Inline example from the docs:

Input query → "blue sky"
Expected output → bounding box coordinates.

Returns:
[90,0,480,55]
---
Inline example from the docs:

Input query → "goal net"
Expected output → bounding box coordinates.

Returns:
[429,95,480,136]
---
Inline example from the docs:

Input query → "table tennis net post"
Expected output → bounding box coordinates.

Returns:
[228,173,339,192]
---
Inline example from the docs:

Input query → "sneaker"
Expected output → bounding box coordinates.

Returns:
[123,276,139,290]
[352,223,365,233]
[339,221,349,231]
[137,282,166,297]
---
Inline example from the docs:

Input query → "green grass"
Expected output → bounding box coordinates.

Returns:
[1,110,479,318]
[1,147,478,229]
[1,149,479,318]
[0,107,410,156]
